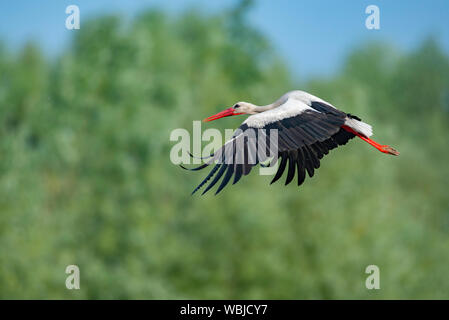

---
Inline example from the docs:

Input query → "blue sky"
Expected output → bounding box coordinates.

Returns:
[0,0,448,78]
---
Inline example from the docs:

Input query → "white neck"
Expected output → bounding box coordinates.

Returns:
[252,95,287,113]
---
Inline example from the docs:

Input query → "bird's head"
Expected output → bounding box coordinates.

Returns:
[203,102,256,122]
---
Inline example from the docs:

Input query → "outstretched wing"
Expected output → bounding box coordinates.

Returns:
[182,123,265,195]
[182,99,356,195]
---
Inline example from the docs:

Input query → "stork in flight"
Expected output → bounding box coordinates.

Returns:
[182,90,399,195]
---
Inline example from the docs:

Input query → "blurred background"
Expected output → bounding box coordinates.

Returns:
[0,0,448,299]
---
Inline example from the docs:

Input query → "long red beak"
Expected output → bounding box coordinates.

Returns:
[203,108,244,122]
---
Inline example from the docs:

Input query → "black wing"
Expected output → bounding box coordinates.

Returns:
[183,105,357,195]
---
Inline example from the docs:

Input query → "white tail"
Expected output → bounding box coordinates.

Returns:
[344,118,373,137]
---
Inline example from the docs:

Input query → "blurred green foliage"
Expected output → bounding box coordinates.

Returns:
[0,4,449,299]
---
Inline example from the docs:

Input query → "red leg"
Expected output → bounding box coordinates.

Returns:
[342,125,399,156]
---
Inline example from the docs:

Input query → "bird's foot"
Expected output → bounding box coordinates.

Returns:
[380,145,400,156]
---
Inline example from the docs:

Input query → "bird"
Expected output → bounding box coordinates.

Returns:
[181,90,399,195]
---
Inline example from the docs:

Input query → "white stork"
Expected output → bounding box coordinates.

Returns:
[182,90,399,195]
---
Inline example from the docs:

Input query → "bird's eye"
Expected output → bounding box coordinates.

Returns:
[234,104,240,109]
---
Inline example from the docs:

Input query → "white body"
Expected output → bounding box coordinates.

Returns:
[243,90,373,137]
